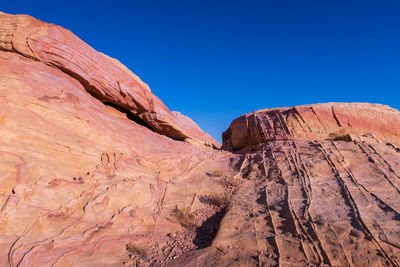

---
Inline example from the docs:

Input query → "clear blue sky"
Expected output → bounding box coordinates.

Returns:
[3,1,400,142]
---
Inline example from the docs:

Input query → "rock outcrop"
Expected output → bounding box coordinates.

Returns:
[1,12,400,267]
[0,12,226,266]
[222,103,400,153]
[0,13,218,146]
[172,103,400,266]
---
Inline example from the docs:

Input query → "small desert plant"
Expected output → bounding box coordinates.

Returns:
[125,243,147,258]
[207,169,224,177]
[329,129,352,142]
[199,192,231,208]
[170,206,196,229]
[240,166,250,178]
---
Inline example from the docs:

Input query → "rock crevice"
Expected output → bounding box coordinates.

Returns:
[0,12,219,146]
[1,12,400,267]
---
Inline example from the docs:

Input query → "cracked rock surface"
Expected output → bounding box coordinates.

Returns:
[1,12,400,267]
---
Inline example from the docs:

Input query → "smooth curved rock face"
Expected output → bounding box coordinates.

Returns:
[0,32,230,267]
[0,13,218,147]
[1,12,400,267]
[0,12,227,266]
[222,103,400,153]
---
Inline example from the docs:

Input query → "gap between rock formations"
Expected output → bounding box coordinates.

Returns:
[1,12,400,267]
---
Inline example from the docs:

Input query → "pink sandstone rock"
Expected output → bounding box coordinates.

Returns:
[0,12,399,267]
[172,104,400,266]
[222,103,400,152]
[0,13,219,147]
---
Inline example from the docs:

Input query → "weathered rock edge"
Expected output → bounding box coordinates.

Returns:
[0,12,219,147]
[222,102,400,153]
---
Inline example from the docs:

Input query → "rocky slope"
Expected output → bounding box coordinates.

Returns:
[171,105,400,266]
[0,13,400,267]
[0,13,227,266]
[0,13,218,146]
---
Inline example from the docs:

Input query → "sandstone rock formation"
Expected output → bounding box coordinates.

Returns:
[222,103,400,153]
[0,12,226,266]
[1,12,400,267]
[170,104,400,266]
[0,13,218,147]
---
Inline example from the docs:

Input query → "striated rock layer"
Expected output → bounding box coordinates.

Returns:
[222,103,400,153]
[0,12,227,266]
[0,12,400,267]
[171,104,400,266]
[0,13,218,146]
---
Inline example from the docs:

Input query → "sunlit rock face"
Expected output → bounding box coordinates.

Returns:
[1,12,400,267]
[222,103,400,153]
[0,13,219,147]
[0,12,226,266]
[174,104,400,266]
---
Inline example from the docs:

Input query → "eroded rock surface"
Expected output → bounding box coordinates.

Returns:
[0,13,218,146]
[0,12,226,266]
[172,139,400,266]
[222,103,400,153]
[171,104,400,266]
[1,12,400,267]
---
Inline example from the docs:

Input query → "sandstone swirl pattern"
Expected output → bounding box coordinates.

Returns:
[0,13,400,267]
[0,13,218,146]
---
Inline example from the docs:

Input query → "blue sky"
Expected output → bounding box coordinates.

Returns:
[3,1,400,142]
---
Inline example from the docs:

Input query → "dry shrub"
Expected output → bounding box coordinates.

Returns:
[207,169,224,177]
[329,129,352,142]
[170,206,196,229]
[125,243,147,258]
[199,192,231,208]
[240,166,250,178]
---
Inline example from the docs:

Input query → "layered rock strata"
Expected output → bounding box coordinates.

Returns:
[0,12,400,267]
[0,13,218,146]
[171,104,400,266]
[222,103,400,153]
